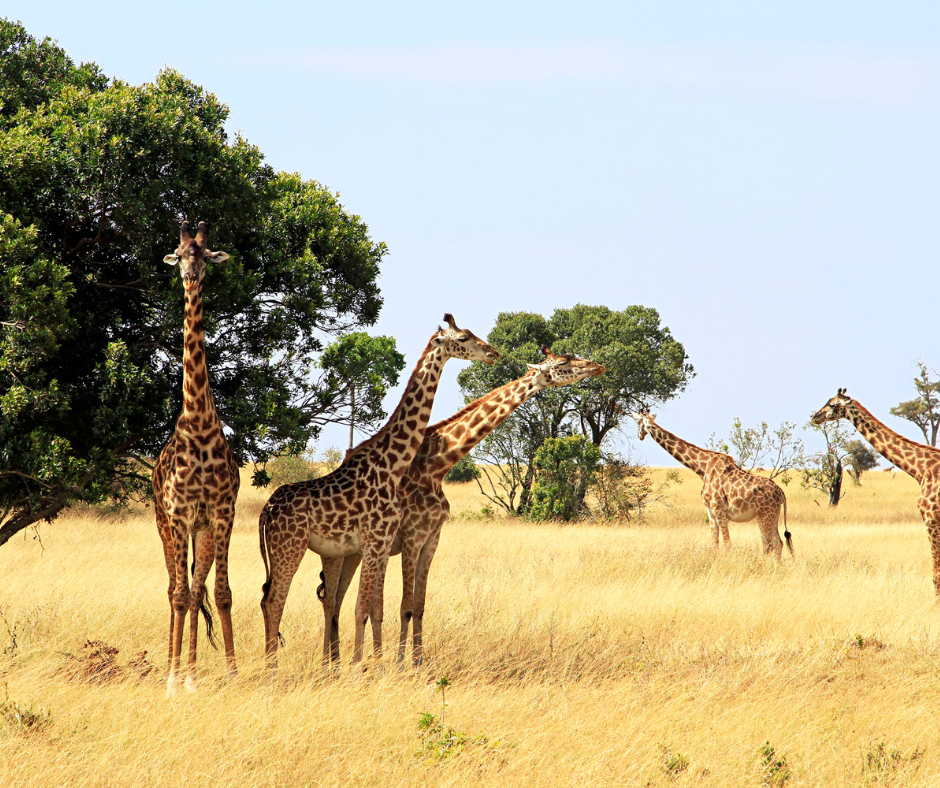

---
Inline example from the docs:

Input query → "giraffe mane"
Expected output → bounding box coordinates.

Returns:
[425,368,541,435]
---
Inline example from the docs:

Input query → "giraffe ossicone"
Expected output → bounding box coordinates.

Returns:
[811,388,940,594]
[631,411,793,558]
[153,221,240,696]
[259,314,498,671]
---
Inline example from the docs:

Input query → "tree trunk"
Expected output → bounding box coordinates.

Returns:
[0,494,68,547]
[349,383,355,449]
[827,459,843,507]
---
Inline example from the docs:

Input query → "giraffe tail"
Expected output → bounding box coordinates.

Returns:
[189,531,218,650]
[782,497,794,557]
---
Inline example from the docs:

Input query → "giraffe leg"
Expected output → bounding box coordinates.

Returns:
[209,505,237,677]
[704,506,720,548]
[411,527,442,667]
[333,555,362,664]
[319,557,343,666]
[260,539,306,672]
[353,541,387,664]
[369,551,390,663]
[167,516,192,696]
[755,511,782,560]
[186,525,215,691]
[926,520,940,597]
[398,539,421,665]
[157,512,177,673]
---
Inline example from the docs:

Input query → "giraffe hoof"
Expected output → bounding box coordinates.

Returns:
[184,675,197,693]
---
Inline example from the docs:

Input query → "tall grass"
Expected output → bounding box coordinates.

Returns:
[0,469,937,786]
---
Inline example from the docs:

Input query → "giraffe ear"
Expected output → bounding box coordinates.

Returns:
[206,250,230,264]
[163,254,179,266]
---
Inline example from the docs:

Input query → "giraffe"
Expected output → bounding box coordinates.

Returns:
[259,315,498,669]
[320,344,606,666]
[631,412,793,558]
[811,388,940,594]
[152,221,240,695]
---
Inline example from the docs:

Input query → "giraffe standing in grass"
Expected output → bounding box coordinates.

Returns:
[812,388,940,594]
[259,315,498,669]
[631,412,793,558]
[321,345,606,666]
[152,221,240,695]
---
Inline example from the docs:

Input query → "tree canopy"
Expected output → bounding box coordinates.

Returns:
[890,362,940,447]
[457,305,693,515]
[0,20,395,543]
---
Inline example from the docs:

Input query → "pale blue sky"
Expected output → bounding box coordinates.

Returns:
[9,2,940,463]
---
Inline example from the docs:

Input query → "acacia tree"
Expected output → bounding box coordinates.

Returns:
[457,306,693,515]
[0,21,395,544]
[890,362,940,447]
[707,418,805,483]
[801,422,878,506]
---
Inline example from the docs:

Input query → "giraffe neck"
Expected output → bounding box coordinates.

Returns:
[354,339,448,482]
[180,284,217,425]
[422,371,545,482]
[846,401,935,483]
[644,421,719,477]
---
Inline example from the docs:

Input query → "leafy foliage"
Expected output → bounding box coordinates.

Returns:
[460,306,692,515]
[0,20,392,544]
[528,436,602,521]
[890,361,940,446]
[444,455,481,483]
[707,418,805,483]
[801,421,877,506]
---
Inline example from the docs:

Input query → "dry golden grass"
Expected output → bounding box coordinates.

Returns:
[1,468,938,787]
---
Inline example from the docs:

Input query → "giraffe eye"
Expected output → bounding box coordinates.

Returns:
[458,336,469,343]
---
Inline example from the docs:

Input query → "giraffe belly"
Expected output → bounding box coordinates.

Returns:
[308,530,362,558]
[729,507,755,522]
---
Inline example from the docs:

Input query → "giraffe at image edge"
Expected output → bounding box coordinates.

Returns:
[324,343,607,667]
[259,314,499,670]
[812,388,940,594]
[631,412,793,559]
[152,221,240,696]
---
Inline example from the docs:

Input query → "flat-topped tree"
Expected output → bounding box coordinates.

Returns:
[152,222,240,695]
[632,412,792,559]
[259,315,498,669]
[812,388,940,593]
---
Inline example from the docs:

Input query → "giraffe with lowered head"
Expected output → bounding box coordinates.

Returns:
[321,344,607,666]
[631,412,792,558]
[259,315,498,670]
[812,388,940,593]
[152,221,240,694]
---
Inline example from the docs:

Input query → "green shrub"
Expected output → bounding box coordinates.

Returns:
[445,456,481,483]
[527,436,601,522]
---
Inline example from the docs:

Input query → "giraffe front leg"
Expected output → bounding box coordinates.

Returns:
[167,518,191,697]
[187,525,216,691]
[926,521,940,597]
[398,542,420,665]
[704,506,720,548]
[353,545,385,664]
[369,551,390,663]
[411,528,442,667]
[209,506,237,678]
[319,557,344,667]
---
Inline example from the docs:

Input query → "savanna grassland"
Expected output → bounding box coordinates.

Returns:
[1,467,939,787]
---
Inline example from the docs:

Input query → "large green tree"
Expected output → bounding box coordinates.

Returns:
[457,305,693,514]
[0,20,395,544]
[890,362,940,447]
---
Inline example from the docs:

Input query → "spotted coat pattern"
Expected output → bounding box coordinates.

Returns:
[812,388,940,594]
[632,413,792,558]
[322,345,606,666]
[259,316,498,668]
[152,222,240,695]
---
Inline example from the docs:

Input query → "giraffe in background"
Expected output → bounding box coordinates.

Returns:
[812,388,940,593]
[321,345,606,666]
[632,412,792,558]
[259,315,498,669]
[152,221,240,695]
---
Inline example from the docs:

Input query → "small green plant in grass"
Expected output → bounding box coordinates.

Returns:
[658,743,690,779]
[862,741,925,784]
[0,687,51,737]
[759,741,791,787]
[416,676,499,762]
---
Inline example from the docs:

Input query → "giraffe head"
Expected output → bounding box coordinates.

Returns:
[811,388,853,425]
[630,411,657,440]
[432,314,500,365]
[527,344,606,388]
[163,221,230,291]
